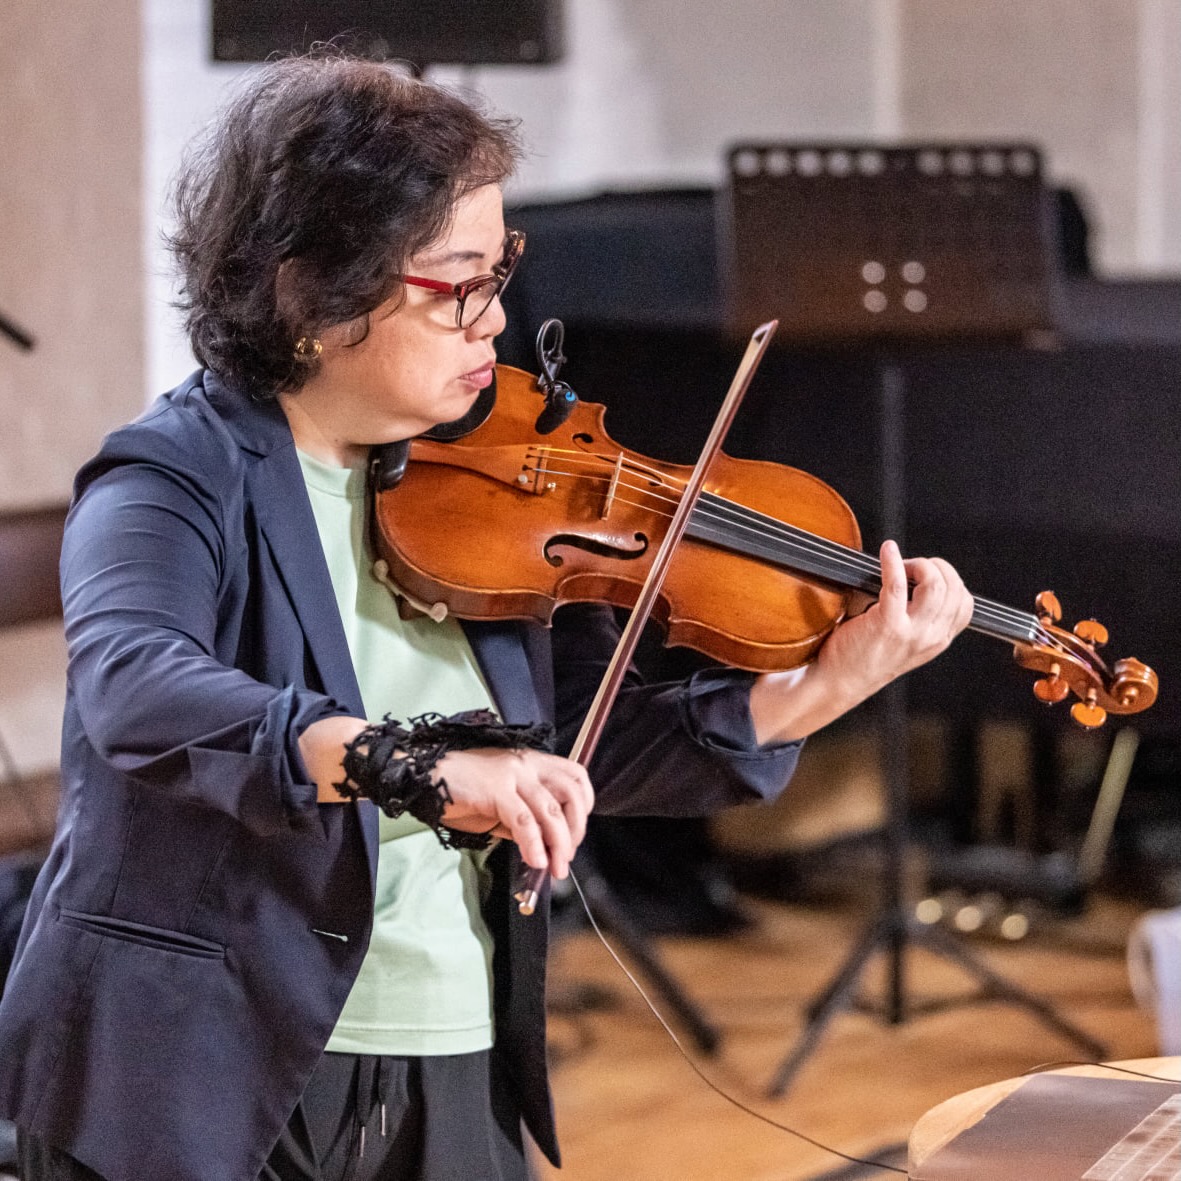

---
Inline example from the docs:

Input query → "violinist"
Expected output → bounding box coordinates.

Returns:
[0,54,972,1181]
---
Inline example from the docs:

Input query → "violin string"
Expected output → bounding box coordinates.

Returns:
[697,492,1073,650]
[528,448,894,592]
[527,453,1069,656]
[564,866,908,1176]
[699,496,1101,666]
[531,446,975,602]
[530,454,1059,650]
[530,445,1085,658]
[529,446,1001,604]
[525,449,1081,661]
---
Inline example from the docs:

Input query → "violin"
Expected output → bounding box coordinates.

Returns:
[370,361,1158,731]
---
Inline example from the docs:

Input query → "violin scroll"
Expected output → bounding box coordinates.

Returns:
[1016,591,1158,730]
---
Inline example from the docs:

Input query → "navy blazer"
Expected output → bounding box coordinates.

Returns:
[0,371,800,1181]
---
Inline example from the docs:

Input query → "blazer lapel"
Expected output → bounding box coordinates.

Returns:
[249,447,365,715]
[250,447,381,868]
[462,620,545,725]
[205,374,379,869]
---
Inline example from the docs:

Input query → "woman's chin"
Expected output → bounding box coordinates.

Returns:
[432,388,484,428]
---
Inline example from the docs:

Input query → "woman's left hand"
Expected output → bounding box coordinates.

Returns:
[748,539,974,745]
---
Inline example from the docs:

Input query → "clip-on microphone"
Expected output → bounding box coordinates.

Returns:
[533,318,578,435]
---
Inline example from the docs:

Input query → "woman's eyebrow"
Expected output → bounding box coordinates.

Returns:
[417,247,488,268]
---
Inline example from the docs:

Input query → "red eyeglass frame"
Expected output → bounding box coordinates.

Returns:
[397,229,525,328]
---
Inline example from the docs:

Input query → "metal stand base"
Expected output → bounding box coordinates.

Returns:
[767,898,1107,1098]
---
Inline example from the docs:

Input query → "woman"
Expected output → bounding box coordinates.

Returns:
[0,55,971,1181]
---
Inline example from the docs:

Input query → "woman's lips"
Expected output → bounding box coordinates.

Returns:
[460,363,495,389]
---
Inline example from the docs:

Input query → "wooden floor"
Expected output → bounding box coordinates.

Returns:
[536,893,1155,1181]
[533,717,1161,1180]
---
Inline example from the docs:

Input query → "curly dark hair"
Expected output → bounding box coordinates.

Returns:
[169,54,521,397]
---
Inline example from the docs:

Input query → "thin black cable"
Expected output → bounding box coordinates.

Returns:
[1022,1059,1181,1084]
[566,871,1175,1178]
[566,867,908,1176]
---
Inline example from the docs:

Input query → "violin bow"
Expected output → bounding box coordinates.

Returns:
[513,320,779,915]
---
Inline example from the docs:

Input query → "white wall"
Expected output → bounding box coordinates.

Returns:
[1138,0,1181,270]
[142,0,251,399]
[0,4,143,774]
[144,0,888,393]
[0,4,144,508]
[898,0,1180,275]
[143,0,1181,394]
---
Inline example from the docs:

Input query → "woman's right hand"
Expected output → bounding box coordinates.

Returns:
[432,748,594,880]
[300,717,594,879]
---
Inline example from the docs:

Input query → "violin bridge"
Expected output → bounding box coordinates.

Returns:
[519,447,557,496]
[601,452,625,519]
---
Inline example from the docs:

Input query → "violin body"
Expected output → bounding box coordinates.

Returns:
[373,364,861,672]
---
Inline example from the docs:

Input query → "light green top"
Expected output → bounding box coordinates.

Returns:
[298,449,497,1056]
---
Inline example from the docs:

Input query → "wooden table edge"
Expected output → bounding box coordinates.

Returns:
[907,1057,1181,1173]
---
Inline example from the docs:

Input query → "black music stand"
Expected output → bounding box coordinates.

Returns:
[720,142,1107,1096]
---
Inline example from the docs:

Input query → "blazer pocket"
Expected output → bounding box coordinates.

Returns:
[57,908,226,959]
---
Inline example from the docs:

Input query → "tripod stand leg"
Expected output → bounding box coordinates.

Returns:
[763,359,1107,1101]
[915,919,1108,1061]
[766,913,894,1097]
[576,866,721,1056]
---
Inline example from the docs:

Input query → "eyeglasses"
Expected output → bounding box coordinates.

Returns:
[398,229,525,329]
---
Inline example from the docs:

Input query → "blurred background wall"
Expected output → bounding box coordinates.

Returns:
[0,5,142,776]
[1,0,1179,777]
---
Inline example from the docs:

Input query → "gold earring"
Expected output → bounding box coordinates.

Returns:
[293,336,323,362]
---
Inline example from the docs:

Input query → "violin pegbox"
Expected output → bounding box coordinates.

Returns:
[1018,590,1158,730]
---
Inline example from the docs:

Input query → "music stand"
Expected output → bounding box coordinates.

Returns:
[719,142,1107,1096]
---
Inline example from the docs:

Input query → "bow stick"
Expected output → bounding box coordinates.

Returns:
[513,320,779,915]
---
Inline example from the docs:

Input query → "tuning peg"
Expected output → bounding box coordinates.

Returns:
[1035,591,1062,623]
[1070,690,1107,730]
[1111,657,1160,715]
[1033,668,1070,704]
[1073,619,1108,647]
[1034,678,1070,704]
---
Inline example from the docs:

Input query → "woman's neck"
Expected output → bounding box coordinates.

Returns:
[277,386,371,468]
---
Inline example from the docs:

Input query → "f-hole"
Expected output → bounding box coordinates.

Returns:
[544,532,649,568]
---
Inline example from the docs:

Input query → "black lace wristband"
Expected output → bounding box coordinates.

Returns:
[335,709,556,850]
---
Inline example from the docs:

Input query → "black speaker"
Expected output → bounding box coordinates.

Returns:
[212,0,564,67]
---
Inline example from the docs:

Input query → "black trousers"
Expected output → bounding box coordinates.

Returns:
[18,1049,530,1181]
